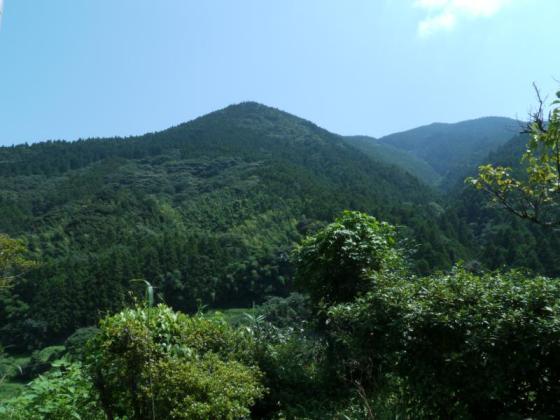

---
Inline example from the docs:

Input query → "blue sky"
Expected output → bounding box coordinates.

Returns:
[0,0,559,145]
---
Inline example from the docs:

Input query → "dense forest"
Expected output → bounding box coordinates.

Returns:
[1,102,560,418]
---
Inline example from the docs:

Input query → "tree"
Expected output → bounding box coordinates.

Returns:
[293,210,401,309]
[468,88,560,228]
[0,234,35,288]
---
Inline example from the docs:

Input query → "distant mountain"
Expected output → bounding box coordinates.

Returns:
[0,102,465,347]
[379,117,520,189]
[343,135,441,186]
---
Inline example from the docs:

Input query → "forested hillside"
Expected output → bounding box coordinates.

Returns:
[343,135,441,185]
[0,102,468,350]
[2,102,560,419]
[379,116,519,189]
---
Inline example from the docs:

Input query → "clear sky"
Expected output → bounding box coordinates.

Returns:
[0,0,559,145]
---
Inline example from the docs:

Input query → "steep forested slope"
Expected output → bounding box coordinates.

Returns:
[379,117,519,189]
[0,102,467,349]
[343,135,441,185]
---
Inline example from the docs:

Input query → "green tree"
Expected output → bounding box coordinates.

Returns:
[468,89,560,228]
[0,234,35,289]
[293,210,401,309]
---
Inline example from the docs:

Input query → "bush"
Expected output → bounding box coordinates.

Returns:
[85,304,264,419]
[21,345,65,380]
[294,210,401,309]
[0,360,104,420]
[64,326,99,359]
[150,354,264,419]
[328,269,560,418]
[255,292,312,329]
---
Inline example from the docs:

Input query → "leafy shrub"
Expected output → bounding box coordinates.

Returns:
[85,304,264,419]
[21,345,65,380]
[0,359,104,420]
[150,354,264,419]
[64,326,99,359]
[294,210,401,309]
[255,292,312,329]
[247,295,330,418]
[252,329,327,417]
[328,269,560,418]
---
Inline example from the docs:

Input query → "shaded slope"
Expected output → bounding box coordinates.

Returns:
[379,116,520,188]
[344,135,441,185]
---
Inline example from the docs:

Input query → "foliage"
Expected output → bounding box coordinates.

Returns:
[85,304,264,419]
[468,90,560,227]
[0,359,104,420]
[64,326,99,359]
[328,268,560,418]
[0,234,35,289]
[0,353,30,400]
[449,132,560,277]
[21,345,66,380]
[246,309,329,418]
[254,292,312,329]
[149,354,263,419]
[294,210,401,308]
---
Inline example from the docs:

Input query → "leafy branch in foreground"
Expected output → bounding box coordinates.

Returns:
[467,88,560,228]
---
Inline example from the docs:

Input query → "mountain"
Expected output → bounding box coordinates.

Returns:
[0,102,467,348]
[379,117,520,189]
[343,135,441,185]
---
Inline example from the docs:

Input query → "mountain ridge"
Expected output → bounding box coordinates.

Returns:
[0,101,464,347]
[379,115,520,189]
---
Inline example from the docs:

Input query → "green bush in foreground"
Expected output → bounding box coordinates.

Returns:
[292,211,560,418]
[328,268,560,418]
[0,360,104,420]
[85,304,264,419]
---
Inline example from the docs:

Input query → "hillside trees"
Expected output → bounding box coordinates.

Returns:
[0,234,34,289]
[0,103,471,351]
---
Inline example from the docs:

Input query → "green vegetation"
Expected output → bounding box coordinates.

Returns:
[294,210,401,308]
[1,100,560,418]
[0,234,35,289]
[469,91,560,227]
[1,210,559,418]
[0,102,471,351]
[0,360,103,420]
[85,305,263,419]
